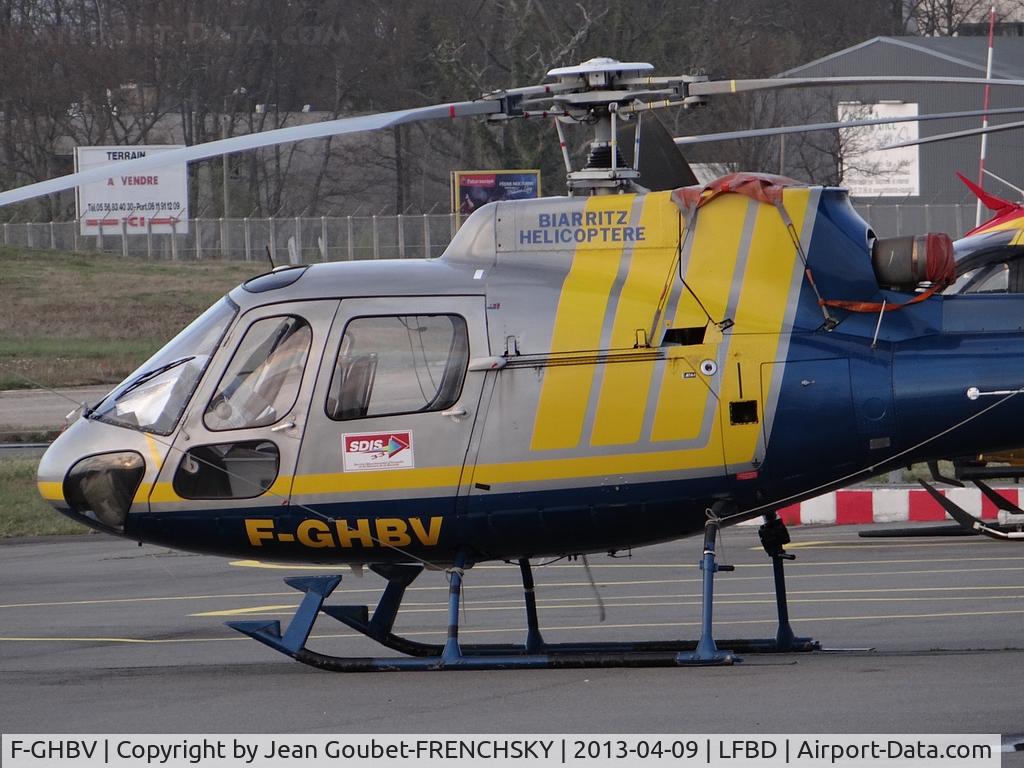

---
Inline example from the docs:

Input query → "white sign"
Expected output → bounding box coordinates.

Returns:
[342,430,415,472]
[74,145,189,235]
[838,102,919,197]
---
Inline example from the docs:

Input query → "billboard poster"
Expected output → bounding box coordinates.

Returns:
[74,145,189,235]
[837,102,920,198]
[451,170,541,218]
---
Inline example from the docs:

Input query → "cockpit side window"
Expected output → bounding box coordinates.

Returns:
[326,314,469,420]
[204,315,312,431]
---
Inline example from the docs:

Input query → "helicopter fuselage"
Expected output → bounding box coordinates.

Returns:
[37,183,1024,567]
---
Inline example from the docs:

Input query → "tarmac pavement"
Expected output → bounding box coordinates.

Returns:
[0,386,110,434]
[2,524,1024,742]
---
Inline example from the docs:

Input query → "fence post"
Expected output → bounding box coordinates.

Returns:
[146,218,153,260]
[72,221,78,253]
[26,223,33,249]
[422,214,430,259]
[196,219,203,260]
[121,218,129,258]
[346,216,354,261]
[170,219,178,261]
[244,217,252,261]
[320,215,328,261]
[49,221,55,250]
[2,222,7,246]
[220,217,228,260]
[97,222,104,253]
[397,214,405,258]
[269,217,277,265]
[294,216,302,263]
[372,214,379,259]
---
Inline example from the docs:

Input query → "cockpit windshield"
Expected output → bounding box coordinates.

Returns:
[90,298,237,434]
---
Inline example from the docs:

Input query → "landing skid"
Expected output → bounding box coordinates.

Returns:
[920,480,1024,541]
[229,512,819,671]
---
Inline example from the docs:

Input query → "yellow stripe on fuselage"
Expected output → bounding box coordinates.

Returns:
[530,196,633,451]
[650,194,748,443]
[37,481,63,502]
[716,188,811,467]
[731,189,810,334]
[148,476,294,504]
[590,194,681,446]
[272,449,734,501]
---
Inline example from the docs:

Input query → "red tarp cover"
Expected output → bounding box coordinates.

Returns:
[672,172,806,210]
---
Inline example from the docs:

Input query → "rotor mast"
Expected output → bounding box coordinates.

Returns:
[543,58,706,195]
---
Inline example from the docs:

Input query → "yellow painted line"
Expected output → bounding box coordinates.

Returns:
[0,635,248,644]
[531,195,633,451]
[9,563,1024,612]
[229,560,350,571]
[195,604,299,617]
[779,540,1005,551]
[782,555,1024,566]
[11,606,1024,646]
[193,593,1024,620]
[0,591,297,610]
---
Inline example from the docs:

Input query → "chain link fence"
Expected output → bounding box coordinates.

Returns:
[0,213,460,262]
[0,203,985,261]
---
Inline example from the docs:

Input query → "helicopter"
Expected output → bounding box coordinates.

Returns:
[12,57,1024,671]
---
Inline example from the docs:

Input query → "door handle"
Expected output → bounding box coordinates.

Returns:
[270,421,296,432]
[441,406,467,419]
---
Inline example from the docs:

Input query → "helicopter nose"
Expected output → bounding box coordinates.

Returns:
[61,452,146,530]
[37,427,146,533]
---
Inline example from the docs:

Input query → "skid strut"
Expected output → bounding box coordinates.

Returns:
[229,515,818,670]
[758,511,818,652]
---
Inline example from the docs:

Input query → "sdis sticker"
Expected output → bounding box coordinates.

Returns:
[342,430,414,472]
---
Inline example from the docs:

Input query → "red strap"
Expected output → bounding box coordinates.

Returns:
[821,281,944,313]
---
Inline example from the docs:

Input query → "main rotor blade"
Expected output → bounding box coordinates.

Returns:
[883,119,1024,150]
[0,100,503,208]
[674,106,1024,145]
[689,75,1024,97]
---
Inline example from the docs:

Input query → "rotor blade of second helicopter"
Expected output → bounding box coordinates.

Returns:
[882,119,1024,150]
[673,106,1024,145]
[0,100,502,208]
[689,75,1024,97]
